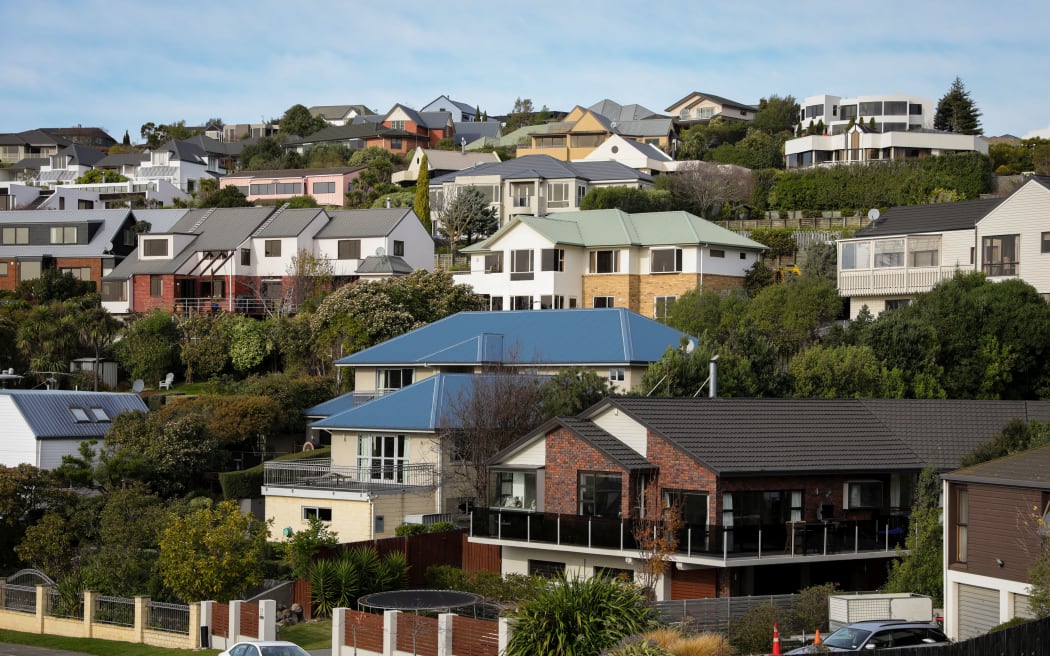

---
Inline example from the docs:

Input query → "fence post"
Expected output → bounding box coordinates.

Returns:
[34,584,48,634]
[437,613,453,656]
[259,599,277,641]
[83,590,96,638]
[499,617,513,655]
[188,603,202,650]
[134,596,149,644]
[332,607,346,656]
[383,610,400,656]
[230,600,243,643]
[199,600,213,649]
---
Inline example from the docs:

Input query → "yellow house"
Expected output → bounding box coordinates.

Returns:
[517,107,675,160]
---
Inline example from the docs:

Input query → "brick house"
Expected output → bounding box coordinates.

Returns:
[456,208,765,316]
[470,397,1050,601]
[380,104,454,149]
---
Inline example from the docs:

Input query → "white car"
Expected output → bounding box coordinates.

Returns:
[219,641,312,656]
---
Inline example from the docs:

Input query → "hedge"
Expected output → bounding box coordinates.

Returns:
[220,446,331,499]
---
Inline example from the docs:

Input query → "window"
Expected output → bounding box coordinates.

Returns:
[528,560,565,578]
[264,240,281,257]
[844,481,883,509]
[859,101,883,116]
[983,234,1019,276]
[19,261,42,282]
[740,252,747,259]
[101,281,126,302]
[1042,232,1050,254]
[338,239,361,259]
[654,295,676,320]
[490,470,538,509]
[0,263,7,276]
[874,239,904,268]
[884,101,907,115]
[393,240,405,256]
[512,295,533,310]
[142,238,168,257]
[805,104,823,118]
[539,295,564,309]
[200,279,225,298]
[357,434,407,482]
[909,103,924,115]
[840,104,858,120]
[510,249,534,280]
[275,182,302,195]
[533,136,566,149]
[50,226,77,244]
[377,368,413,390]
[593,296,614,308]
[249,183,276,195]
[303,507,332,522]
[955,487,968,562]
[651,248,683,273]
[541,248,564,272]
[489,296,503,311]
[240,248,251,266]
[484,252,503,273]
[150,275,162,297]
[589,249,619,273]
[609,367,625,382]
[570,134,605,148]
[579,471,622,518]
[663,490,710,528]
[312,181,335,194]
[547,182,570,208]
[69,407,90,422]
[709,249,725,258]
[885,299,911,311]
[2,227,28,245]
[390,137,403,150]
[577,185,587,205]
[908,236,940,267]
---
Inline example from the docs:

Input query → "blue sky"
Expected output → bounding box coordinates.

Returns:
[6,1,1050,141]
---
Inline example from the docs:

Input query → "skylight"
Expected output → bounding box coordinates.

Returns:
[69,407,90,422]
[90,407,109,422]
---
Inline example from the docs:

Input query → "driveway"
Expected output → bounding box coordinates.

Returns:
[0,646,95,656]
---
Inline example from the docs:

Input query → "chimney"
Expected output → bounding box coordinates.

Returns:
[709,354,719,398]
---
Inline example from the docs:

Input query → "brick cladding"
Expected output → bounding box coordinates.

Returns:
[544,427,632,518]
[583,273,744,316]
[0,257,105,293]
[582,274,640,312]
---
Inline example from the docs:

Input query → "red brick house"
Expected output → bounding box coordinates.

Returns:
[470,397,1050,600]
[380,104,454,149]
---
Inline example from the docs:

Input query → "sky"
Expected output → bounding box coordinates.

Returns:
[5,1,1050,142]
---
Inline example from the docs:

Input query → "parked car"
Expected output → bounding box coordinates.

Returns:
[785,620,950,653]
[219,641,312,656]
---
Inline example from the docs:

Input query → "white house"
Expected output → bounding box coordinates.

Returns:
[313,208,434,277]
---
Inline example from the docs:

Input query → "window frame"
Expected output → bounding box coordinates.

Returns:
[510,249,534,280]
[955,486,968,563]
[983,234,1020,276]
[593,296,614,308]
[303,506,333,522]
[142,238,169,257]
[264,240,282,258]
[338,239,362,260]
[541,248,565,272]
[589,249,620,274]
[650,247,683,273]
[578,470,623,518]
[844,480,883,510]
[393,240,405,257]
[654,295,677,320]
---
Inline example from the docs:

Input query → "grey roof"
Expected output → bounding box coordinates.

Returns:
[943,443,1050,488]
[453,122,500,142]
[599,397,1050,475]
[138,166,178,178]
[614,118,674,138]
[1,390,147,440]
[0,209,134,258]
[10,158,48,171]
[289,122,403,145]
[129,209,191,233]
[559,418,656,471]
[15,129,71,147]
[588,99,662,122]
[97,152,146,168]
[155,139,206,164]
[356,254,413,275]
[665,91,758,113]
[431,154,651,185]
[61,144,106,166]
[309,104,376,120]
[315,208,412,239]
[854,198,1004,237]
[254,208,327,238]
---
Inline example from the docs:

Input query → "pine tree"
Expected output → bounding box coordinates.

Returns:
[122,130,131,146]
[413,154,432,235]
[934,77,983,135]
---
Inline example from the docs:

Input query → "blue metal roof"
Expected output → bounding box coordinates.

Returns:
[1,390,148,439]
[334,308,695,367]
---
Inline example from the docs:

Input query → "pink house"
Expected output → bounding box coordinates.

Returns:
[220,166,364,206]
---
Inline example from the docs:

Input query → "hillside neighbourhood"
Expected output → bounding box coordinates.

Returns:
[3,81,1050,655]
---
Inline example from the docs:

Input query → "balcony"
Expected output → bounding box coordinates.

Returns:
[264,459,436,492]
[469,509,908,565]
[838,264,974,296]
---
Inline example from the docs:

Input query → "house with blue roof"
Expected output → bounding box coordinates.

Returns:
[0,390,148,469]
[455,209,766,317]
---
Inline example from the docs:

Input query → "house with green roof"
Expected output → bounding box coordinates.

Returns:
[456,209,766,317]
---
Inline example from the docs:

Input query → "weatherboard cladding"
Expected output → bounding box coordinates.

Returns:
[3,390,147,439]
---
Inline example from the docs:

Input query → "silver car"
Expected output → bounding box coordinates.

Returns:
[786,620,949,653]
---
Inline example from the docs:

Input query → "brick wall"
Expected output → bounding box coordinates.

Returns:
[545,427,631,517]
[647,433,717,522]
[133,273,176,312]
[583,273,744,316]
[581,274,640,312]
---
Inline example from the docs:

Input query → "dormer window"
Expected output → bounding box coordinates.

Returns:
[50,226,78,245]
[142,238,169,257]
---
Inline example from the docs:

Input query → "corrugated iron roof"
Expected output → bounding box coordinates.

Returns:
[2,390,147,440]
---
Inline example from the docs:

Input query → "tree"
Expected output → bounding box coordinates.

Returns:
[789,344,899,398]
[278,104,327,138]
[437,185,489,254]
[158,499,269,602]
[238,137,285,171]
[75,169,128,184]
[285,195,319,208]
[664,161,752,217]
[122,130,131,146]
[225,315,273,374]
[934,77,982,135]
[883,467,943,605]
[79,305,121,391]
[140,120,196,148]
[105,410,220,497]
[960,419,1050,467]
[540,367,614,417]
[286,248,334,311]
[176,313,229,383]
[746,276,843,358]
[579,187,674,213]
[17,268,96,303]
[414,154,432,234]
[115,309,180,384]
[197,184,252,208]
[283,517,339,579]
[506,574,655,656]
[504,98,536,132]
[633,504,684,601]
[750,95,800,136]
[799,240,837,284]
[15,301,83,377]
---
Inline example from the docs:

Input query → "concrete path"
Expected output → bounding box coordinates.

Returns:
[0,645,95,656]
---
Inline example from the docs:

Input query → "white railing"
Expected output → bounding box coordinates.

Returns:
[264,459,436,491]
[838,264,974,295]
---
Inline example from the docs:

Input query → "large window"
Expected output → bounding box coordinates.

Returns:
[142,238,168,257]
[983,234,1019,276]
[908,236,940,267]
[264,240,281,257]
[484,252,503,273]
[663,490,710,528]
[312,181,335,194]
[276,182,302,195]
[50,226,77,244]
[884,101,908,115]
[101,281,126,302]
[303,507,332,522]
[955,487,968,563]
[590,249,619,273]
[874,239,904,268]
[510,249,534,280]
[541,248,564,272]
[376,368,413,390]
[512,295,533,310]
[338,239,361,259]
[490,470,538,510]
[547,183,570,208]
[841,241,871,269]
[651,248,683,273]
[357,434,407,482]
[19,261,41,282]
[533,136,566,149]
[805,104,824,118]
[570,134,605,148]
[845,481,883,509]
[859,101,883,116]
[249,183,276,195]
[578,471,622,518]
[539,295,565,309]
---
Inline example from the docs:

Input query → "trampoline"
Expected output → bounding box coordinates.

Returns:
[357,589,483,614]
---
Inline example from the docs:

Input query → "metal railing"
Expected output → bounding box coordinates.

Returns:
[147,600,190,634]
[94,595,135,627]
[46,588,84,620]
[264,459,437,491]
[469,509,909,561]
[1,584,36,613]
[173,296,298,315]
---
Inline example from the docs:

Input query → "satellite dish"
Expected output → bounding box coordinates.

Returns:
[106,241,114,252]
[867,208,880,223]
[376,246,386,256]
[132,379,145,393]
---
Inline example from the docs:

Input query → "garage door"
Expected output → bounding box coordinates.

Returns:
[957,584,1000,640]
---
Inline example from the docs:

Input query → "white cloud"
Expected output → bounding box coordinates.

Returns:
[1024,125,1050,140]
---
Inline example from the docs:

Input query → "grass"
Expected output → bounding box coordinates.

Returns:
[0,629,219,656]
[276,618,333,649]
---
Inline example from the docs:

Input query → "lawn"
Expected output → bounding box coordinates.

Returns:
[0,629,219,656]
[276,618,333,650]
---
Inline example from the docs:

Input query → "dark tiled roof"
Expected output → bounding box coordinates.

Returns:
[559,418,656,471]
[943,443,1050,488]
[356,254,413,275]
[665,91,757,113]
[431,154,650,185]
[855,198,1003,237]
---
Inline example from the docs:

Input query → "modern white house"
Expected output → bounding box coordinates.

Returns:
[837,176,1050,318]
[798,93,934,134]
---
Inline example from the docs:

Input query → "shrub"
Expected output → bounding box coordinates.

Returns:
[642,627,732,656]
[219,447,329,499]
[427,521,457,533]
[728,603,785,655]
[395,523,427,537]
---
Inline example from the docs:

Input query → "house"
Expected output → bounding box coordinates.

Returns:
[429,154,653,226]
[391,147,501,186]
[0,129,70,165]
[785,123,988,170]
[798,93,934,135]
[219,166,364,205]
[470,397,1050,600]
[287,123,428,158]
[380,104,455,150]
[309,104,377,127]
[262,308,698,542]
[516,106,676,160]
[420,95,480,123]
[218,122,278,143]
[40,127,117,150]
[313,208,434,278]
[0,390,149,469]
[456,209,766,316]
[665,92,757,127]
[576,135,682,176]
[837,176,1050,318]
[0,209,142,293]
[450,121,502,151]
[941,445,1050,640]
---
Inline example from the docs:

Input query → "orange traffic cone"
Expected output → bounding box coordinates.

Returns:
[814,629,822,645]
[772,622,782,655]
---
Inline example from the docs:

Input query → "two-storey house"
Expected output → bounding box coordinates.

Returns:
[220,167,364,206]
[456,209,765,316]
[381,104,454,150]
[471,397,1050,601]
[664,92,757,128]
[516,106,675,161]
[837,176,1050,318]
[312,208,434,280]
